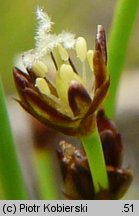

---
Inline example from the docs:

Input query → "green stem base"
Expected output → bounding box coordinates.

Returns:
[81,128,109,193]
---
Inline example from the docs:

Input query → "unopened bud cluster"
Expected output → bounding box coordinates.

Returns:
[57,110,132,199]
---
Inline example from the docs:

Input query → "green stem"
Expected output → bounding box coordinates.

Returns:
[34,150,59,199]
[0,79,27,199]
[104,0,139,117]
[81,127,109,193]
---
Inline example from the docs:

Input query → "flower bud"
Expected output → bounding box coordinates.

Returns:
[57,140,132,200]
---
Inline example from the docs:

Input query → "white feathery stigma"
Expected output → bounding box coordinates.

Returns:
[58,31,76,49]
[35,8,76,57]
[22,49,37,69]
[36,7,53,33]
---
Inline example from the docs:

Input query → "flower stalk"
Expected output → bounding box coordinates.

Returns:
[81,126,109,192]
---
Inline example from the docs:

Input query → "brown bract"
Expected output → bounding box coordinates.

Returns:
[13,26,109,136]
[97,109,123,167]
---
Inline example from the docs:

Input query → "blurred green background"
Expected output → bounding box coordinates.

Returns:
[0,0,139,93]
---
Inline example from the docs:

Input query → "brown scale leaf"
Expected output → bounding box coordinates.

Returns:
[68,81,92,117]
[85,78,110,118]
[93,50,107,89]
[96,25,107,64]
[97,110,123,167]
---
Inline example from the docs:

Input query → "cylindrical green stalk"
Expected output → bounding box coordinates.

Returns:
[34,149,59,200]
[81,126,109,193]
[0,79,27,199]
[104,0,139,117]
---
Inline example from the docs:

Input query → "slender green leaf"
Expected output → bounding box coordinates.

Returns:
[105,0,139,117]
[34,150,59,200]
[0,79,28,199]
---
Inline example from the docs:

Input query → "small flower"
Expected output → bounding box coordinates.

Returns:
[13,8,109,136]
[57,111,132,200]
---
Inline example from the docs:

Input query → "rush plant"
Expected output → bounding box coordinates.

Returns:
[0,0,138,199]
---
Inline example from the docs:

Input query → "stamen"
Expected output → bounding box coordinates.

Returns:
[35,77,51,95]
[32,61,48,77]
[58,44,69,61]
[50,52,58,70]
[56,64,84,105]
[75,37,87,62]
[59,64,83,84]
[60,64,75,81]
[82,61,87,84]
[68,57,78,74]
[87,50,94,71]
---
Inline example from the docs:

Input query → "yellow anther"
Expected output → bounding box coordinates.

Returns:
[60,64,84,84]
[35,78,50,95]
[56,64,84,104]
[75,37,87,62]
[60,64,74,80]
[87,50,94,71]
[32,61,48,77]
[58,44,69,61]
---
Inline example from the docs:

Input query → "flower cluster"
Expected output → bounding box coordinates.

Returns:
[13,8,133,199]
[57,110,132,200]
[13,8,109,137]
